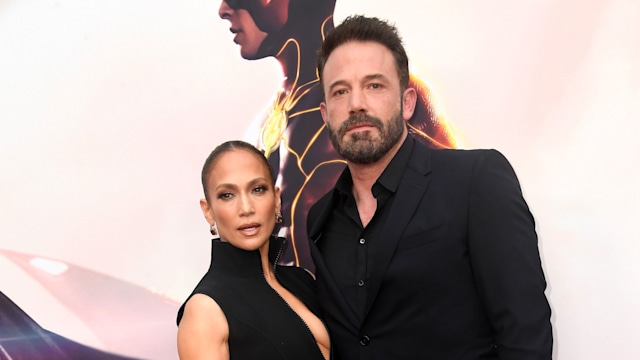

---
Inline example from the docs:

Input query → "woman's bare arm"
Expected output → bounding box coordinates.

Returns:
[177,294,230,360]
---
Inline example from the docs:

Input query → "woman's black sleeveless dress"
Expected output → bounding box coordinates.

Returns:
[177,237,327,359]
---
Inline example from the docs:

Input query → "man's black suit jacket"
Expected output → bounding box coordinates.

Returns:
[307,139,552,359]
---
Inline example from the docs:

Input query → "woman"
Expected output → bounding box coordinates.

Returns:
[176,140,330,359]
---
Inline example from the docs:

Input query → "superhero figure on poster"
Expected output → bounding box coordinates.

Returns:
[218,0,458,270]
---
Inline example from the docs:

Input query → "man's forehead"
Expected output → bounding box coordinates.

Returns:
[326,41,393,65]
[324,44,396,77]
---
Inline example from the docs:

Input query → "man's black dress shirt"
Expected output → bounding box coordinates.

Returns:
[317,137,413,320]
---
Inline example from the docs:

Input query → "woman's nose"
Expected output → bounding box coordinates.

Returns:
[238,195,255,216]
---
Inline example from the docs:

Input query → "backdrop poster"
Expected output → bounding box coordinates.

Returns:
[1,0,639,359]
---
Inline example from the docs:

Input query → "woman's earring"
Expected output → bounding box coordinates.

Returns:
[210,223,218,236]
[275,211,283,224]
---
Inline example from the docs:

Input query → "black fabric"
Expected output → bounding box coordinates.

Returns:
[177,237,326,360]
[308,137,552,360]
[319,137,413,319]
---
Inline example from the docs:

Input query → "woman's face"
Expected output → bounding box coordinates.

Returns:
[219,1,268,59]
[200,149,280,253]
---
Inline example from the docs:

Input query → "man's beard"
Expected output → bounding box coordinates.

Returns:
[328,109,405,164]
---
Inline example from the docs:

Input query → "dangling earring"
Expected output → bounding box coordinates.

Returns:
[275,211,283,224]
[210,223,218,236]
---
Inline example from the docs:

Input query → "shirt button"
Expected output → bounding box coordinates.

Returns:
[360,335,370,346]
[358,280,365,287]
[359,238,366,245]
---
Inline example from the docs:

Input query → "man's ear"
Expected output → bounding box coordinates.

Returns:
[402,87,417,121]
[320,101,328,124]
[199,199,215,225]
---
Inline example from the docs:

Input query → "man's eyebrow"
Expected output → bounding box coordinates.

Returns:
[327,79,349,91]
[327,74,387,91]
[363,73,387,82]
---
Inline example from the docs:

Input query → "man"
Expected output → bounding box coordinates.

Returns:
[308,15,553,359]
[218,1,457,270]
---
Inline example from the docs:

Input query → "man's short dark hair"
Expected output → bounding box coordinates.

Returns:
[317,15,410,94]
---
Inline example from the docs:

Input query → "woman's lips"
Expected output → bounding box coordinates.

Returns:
[238,223,260,236]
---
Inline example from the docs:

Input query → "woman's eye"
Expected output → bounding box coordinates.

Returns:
[253,185,268,193]
[218,192,232,200]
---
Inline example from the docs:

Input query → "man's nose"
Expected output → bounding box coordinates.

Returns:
[348,89,366,115]
[219,0,233,20]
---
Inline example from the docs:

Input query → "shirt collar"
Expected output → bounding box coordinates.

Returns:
[376,136,413,194]
[334,136,414,198]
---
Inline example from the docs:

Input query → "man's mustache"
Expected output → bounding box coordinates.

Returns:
[338,114,384,136]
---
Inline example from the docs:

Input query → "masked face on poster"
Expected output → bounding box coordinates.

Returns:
[218,0,337,60]
[220,0,290,32]
[218,1,272,59]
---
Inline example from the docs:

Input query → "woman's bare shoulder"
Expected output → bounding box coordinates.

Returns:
[177,294,229,360]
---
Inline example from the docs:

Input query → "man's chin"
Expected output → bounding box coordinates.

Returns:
[240,48,267,60]
[339,144,384,164]
[346,131,380,142]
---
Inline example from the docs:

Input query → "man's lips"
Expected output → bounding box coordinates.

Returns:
[347,123,377,132]
[230,28,242,44]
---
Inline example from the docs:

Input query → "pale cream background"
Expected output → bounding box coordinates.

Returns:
[1,0,639,359]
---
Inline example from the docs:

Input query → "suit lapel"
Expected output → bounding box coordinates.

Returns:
[307,193,332,245]
[362,142,433,319]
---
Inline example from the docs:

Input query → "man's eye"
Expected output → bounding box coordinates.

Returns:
[333,89,347,96]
